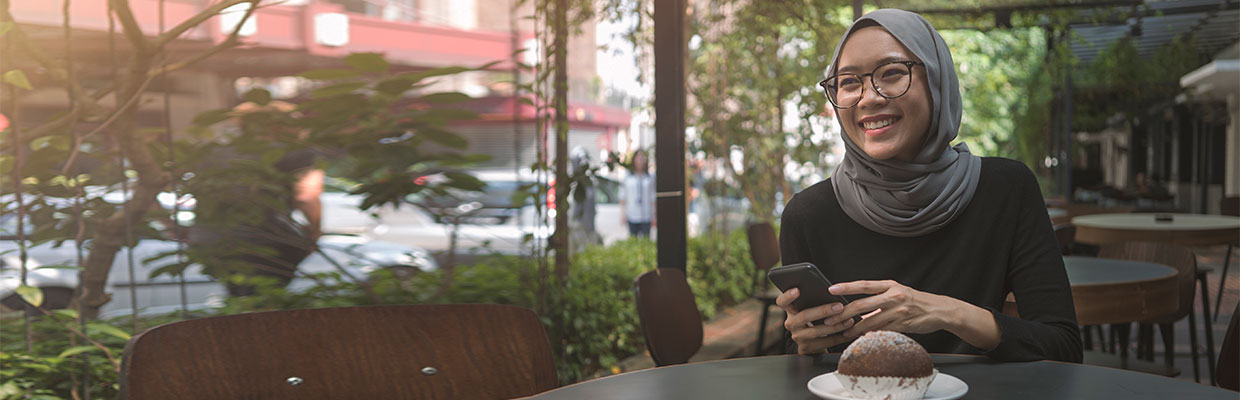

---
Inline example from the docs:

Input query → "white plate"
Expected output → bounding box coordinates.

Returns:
[807,372,968,400]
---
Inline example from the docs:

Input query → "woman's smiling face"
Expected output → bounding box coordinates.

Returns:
[835,25,933,162]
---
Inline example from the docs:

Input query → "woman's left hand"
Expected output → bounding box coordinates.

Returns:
[820,280,959,338]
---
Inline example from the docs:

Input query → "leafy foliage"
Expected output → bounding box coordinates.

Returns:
[0,311,134,400]
[941,28,1046,159]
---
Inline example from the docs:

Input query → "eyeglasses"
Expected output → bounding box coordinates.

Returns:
[819,60,924,109]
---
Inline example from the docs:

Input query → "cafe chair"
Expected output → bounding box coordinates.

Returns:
[1217,302,1239,391]
[1098,241,1215,383]
[634,268,703,366]
[119,304,558,400]
[746,222,784,355]
[1053,223,1076,255]
[1214,196,1239,323]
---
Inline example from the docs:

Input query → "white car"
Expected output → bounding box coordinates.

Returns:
[0,218,437,318]
[384,169,629,256]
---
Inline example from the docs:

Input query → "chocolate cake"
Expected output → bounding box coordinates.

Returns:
[834,331,936,400]
[838,331,933,377]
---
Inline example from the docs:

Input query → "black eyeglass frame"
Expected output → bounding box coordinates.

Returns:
[818,60,925,109]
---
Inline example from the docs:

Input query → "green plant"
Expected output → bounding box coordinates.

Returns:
[0,310,131,400]
[543,238,653,383]
[0,227,761,396]
[685,228,755,320]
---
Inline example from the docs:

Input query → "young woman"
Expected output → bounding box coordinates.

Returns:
[776,9,1082,362]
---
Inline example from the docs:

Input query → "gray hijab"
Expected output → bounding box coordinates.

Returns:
[828,9,981,237]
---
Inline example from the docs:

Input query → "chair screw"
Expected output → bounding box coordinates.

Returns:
[286,377,304,386]
[421,367,439,376]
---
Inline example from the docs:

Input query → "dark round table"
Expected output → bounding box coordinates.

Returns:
[527,354,1236,399]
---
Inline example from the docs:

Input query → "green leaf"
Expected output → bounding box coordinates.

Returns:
[419,128,468,149]
[398,66,470,83]
[420,92,472,104]
[2,69,31,90]
[260,149,284,166]
[193,108,234,126]
[345,52,389,73]
[29,135,69,151]
[443,172,486,190]
[0,22,13,38]
[475,60,502,70]
[34,264,80,271]
[242,88,272,105]
[57,345,99,359]
[53,309,79,319]
[311,81,367,98]
[297,69,361,80]
[15,285,42,307]
[375,76,416,95]
[0,382,21,398]
[87,323,132,340]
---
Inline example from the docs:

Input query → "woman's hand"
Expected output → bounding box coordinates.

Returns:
[775,288,856,354]
[821,280,1000,351]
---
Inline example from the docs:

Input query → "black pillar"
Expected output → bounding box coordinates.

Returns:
[654,0,687,271]
[1061,68,1074,199]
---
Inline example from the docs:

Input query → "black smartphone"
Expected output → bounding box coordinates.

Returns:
[767,262,861,325]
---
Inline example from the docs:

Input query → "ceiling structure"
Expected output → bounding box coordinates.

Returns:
[896,0,1239,64]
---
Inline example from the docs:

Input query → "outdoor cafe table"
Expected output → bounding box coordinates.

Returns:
[1062,255,1178,326]
[1048,207,1069,225]
[1072,213,1240,322]
[526,354,1236,399]
[1072,213,1240,247]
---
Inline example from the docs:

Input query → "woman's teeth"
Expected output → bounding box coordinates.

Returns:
[863,119,895,130]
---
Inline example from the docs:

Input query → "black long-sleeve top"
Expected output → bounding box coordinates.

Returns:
[779,157,1083,363]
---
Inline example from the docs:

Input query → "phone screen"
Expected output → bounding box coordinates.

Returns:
[767,262,861,325]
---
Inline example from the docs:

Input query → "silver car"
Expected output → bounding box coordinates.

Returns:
[0,210,437,318]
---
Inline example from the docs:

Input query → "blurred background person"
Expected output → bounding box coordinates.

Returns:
[620,149,655,238]
[185,101,323,298]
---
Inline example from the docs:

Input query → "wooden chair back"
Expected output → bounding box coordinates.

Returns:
[1218,303,1239,391]
[634,268,703,366]
[1053,223,1076,255]
[1221,196,1239,217]
[747,222,781,291]
[120,304,558,400]
[1098,241,1196,322]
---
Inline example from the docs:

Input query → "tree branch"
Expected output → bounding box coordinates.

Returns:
[108,0,149,54]
[153,0,259,49]
[61,73,155,174]
[0,0,104,116]
[152,0,260,77]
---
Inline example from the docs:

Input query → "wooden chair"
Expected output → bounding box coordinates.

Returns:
[1099,242,1215,383]
[1214,196,1239,322]
[1217,302,1239,391]
[634,268,702,366]
[1053,223,1076,255]
[119,304,558,400]
[745,222,783,355]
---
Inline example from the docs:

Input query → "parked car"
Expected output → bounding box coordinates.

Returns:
[385,169,630,256]
[0,213,437,318]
